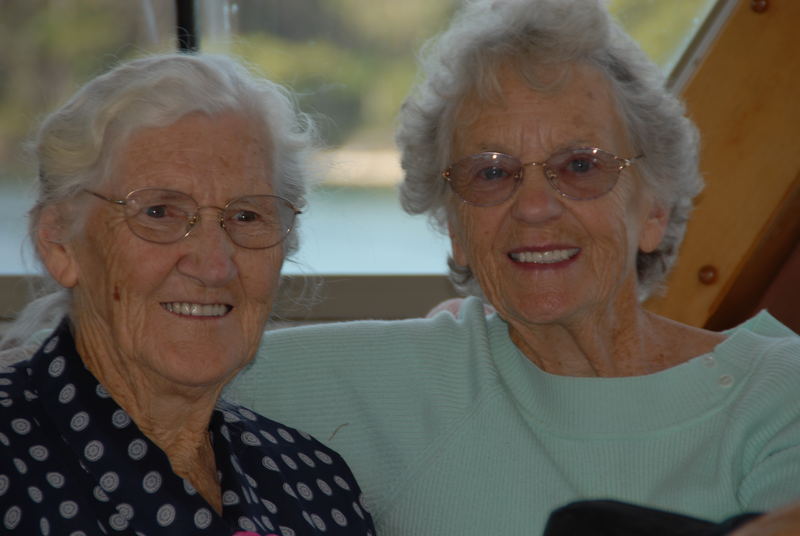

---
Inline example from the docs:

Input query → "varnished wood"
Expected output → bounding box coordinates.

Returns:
[645,0,800,328]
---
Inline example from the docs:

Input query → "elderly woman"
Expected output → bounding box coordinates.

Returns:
[0,54,375,535]
[229,0,800,534]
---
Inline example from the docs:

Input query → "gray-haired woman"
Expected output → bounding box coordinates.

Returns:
[0,53,375,535]
[231,0,800,534]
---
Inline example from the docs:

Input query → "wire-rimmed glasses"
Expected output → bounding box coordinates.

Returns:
[442,146,644,207]
[85,188,301,249]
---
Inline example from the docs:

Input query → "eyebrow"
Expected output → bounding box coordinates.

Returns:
[469,139,602,157]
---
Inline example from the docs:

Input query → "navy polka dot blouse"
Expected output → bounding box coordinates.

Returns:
[0,320,375,535]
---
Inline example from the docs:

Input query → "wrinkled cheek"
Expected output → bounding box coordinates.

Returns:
[592,233,635,295]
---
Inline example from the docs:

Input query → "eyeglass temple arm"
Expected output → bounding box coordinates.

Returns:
[84,189,126,206]
[620,153,645,168]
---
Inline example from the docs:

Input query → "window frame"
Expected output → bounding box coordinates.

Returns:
[8,0,789,326]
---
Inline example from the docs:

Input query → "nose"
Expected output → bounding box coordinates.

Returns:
[176,208,238,287]
[510,164,565,223]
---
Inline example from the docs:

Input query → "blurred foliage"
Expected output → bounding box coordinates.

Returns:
[609,0,718,68]
[1,0,719,181]
[204,0,457,147]
[0,0,173,180]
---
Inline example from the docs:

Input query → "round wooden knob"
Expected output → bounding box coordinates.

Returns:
[698,265,719,285]
[751,0,768,13]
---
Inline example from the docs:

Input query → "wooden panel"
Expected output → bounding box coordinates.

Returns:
[274,274,458,321]
[705,174,800,330]
[645,0,800,327]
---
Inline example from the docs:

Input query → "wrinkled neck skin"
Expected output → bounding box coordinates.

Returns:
[506,281,725,378]
[71,311,226,512]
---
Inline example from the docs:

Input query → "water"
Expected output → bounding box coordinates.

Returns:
[0,182,451,276]
[0,181,37,275]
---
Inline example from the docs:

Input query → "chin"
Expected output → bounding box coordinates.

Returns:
[154,346,249,388]
[507,292,583,325]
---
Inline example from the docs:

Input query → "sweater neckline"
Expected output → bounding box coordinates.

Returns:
[484,310,774,436]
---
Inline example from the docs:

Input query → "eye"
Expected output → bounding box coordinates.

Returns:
[143,204,170,218]
[463,154,518,185]
[478,165,511,182]
[566,156,596,175]
[126,190,194,228]
[230,210,262,223]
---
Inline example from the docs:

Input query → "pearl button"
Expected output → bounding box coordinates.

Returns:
[703,356,716,368]
[719,374,734,388]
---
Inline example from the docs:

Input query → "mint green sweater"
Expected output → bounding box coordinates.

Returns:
[230,298,800,535]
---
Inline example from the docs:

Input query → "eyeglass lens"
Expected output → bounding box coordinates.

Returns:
[123,189,296,249]
[446,147,626,205]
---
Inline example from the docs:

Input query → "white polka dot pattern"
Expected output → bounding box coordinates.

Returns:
[142,471,162,493]
[262,456,280,471]
[70,412,90,432]
[83,440,104,461]
[0,320,374,535]
[11,418,31,435]
[4,506,21,529]
[28,486,43,502]
[46,472,65,488]
[111,409,131,429]
[281,454,298,470]
[59,501,79,519]
[331,508,348,527]
[194,507,212,529]
[29,445,49,461]
[48,356,65,377]
[127,439,147,460]
[99,472,119,492]
[58,384,76,404]
[298,452,316,468]
[223,490,240,505]
[155,504,175,526]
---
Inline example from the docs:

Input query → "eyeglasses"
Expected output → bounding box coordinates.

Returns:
[85,188,301,249]
[442,147,644,206]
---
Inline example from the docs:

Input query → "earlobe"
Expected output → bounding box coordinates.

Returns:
[36,205,79,288]
[639,200,669,254]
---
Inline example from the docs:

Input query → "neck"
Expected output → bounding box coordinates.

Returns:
[510,311,642,377]
[506,285,685,377]
[72,316,224,511]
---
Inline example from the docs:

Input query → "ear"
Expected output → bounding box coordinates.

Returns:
[448,218,468,267]
[36,205,80,288]
[638,199,669,254]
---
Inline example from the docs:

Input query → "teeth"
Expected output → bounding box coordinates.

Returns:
[510,248,579,264]
[161,302,230,317]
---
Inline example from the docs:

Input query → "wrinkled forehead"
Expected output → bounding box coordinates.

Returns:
[455,60,614,120]
[107,111,274,193]
[451,61,631,150]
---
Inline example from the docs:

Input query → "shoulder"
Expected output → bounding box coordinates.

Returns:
[714,312,800,436]
[260,298,487,355]
[718,311,800,374]
[0,357,39,422]
[218,400,348,465]
[216,400,373,523]
[235,296,497,400]
[0,360,49,511]
[713,315,800,510]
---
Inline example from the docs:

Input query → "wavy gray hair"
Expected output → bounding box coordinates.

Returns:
[2,53,317,348]
[397,0,702,301]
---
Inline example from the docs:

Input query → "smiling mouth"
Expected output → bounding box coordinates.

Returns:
[509,248,580,264]
[160,302,232,317]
